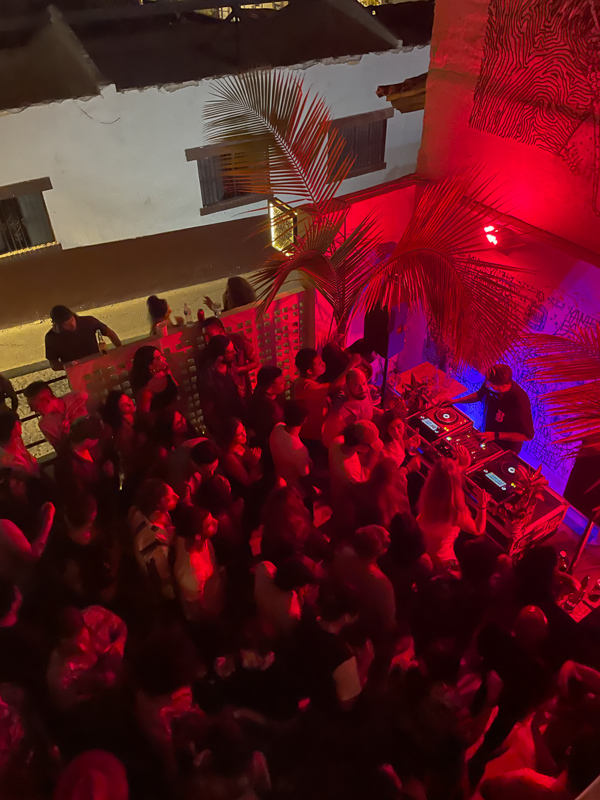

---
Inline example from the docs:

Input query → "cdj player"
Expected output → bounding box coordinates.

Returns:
[465,449,568,554]
[406,405,472,445]
[466,449,530,502]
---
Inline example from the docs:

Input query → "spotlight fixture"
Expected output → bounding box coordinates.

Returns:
[484,224,499,246]
[482,223,526,251]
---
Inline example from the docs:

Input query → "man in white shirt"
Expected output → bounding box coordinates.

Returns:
[23,380,89,451]
[269,400,311,496]
[328,420,383,506]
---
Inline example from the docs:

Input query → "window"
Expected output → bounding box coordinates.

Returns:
[0,178,57,258]
[330,108,394,179]
[186,145,267,215]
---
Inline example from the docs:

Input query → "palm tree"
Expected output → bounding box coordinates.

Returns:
[204,68,529,366]
[525,325,600,450]
[356,169,529,368]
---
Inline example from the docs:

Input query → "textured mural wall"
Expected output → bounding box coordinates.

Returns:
[418,0,600,253]
[470,0,600,215]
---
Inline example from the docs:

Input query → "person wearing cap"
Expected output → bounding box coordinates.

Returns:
[45,305,121,371]
[328,421,383,516]
[322,368,381,449]
[450,363,533,454]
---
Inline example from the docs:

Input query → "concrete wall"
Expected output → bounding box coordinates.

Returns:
[418,0,600,256]
[0,214,270,328]
[0,46,430,250]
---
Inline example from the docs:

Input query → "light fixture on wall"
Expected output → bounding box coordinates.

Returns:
[483,223,525,251]
[484,224,499,246]
[269,199,297,254]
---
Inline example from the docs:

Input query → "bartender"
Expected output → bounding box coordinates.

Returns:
[449,363,534,454]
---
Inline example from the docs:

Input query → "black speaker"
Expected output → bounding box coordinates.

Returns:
[364,306,390,358]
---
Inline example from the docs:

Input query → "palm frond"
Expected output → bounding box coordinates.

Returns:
[327,211,384,332]
[358,168,529,368]
[540,383,600,447]
[204,69,353,210]
[252,212,344,316]
[252,209,383,331]
[524,324,600,383]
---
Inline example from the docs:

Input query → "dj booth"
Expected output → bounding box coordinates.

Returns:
[393,363,568,556]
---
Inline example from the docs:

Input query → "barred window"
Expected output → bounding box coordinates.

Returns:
[196,151,252,208]
[330,108,394,179]
[186,145,267,216]
[0,179,56,257]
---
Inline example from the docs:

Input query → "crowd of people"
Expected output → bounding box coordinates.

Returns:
[0,292,600,800]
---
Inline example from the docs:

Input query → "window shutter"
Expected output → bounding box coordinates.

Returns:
[329,112,389,179]
[197,151,252,207]
[197,155,226,207]
[18,193,55,246]
[368,118,386,165]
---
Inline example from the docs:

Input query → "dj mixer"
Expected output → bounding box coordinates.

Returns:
[434,427,502,470]
[406,405,501,470]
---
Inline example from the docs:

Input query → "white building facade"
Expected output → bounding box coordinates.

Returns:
[0,46,429,251]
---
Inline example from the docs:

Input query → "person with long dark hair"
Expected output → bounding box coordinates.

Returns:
[353,458,410,530]
[130,345,179,416]
[221,418,262,497]
[378,408,421,470]
[101,390,138,477]
[200,316,258,399]
[204,276,256,314]
[147,295,183,335]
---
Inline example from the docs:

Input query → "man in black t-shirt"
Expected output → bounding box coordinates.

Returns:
[451,363,534,454]
[45,305,121,370]
[197,335,245,443]
[277,583,362,713]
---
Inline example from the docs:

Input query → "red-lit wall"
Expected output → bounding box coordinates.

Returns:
[418,0,600,256]
[314,180,419,348]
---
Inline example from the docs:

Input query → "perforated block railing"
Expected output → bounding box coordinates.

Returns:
[65,289,313,428]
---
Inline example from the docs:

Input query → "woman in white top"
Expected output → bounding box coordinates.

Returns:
[254,556,318,637]
[128,478,179,597]
[417,457,489,568]
[174,504,224,622]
